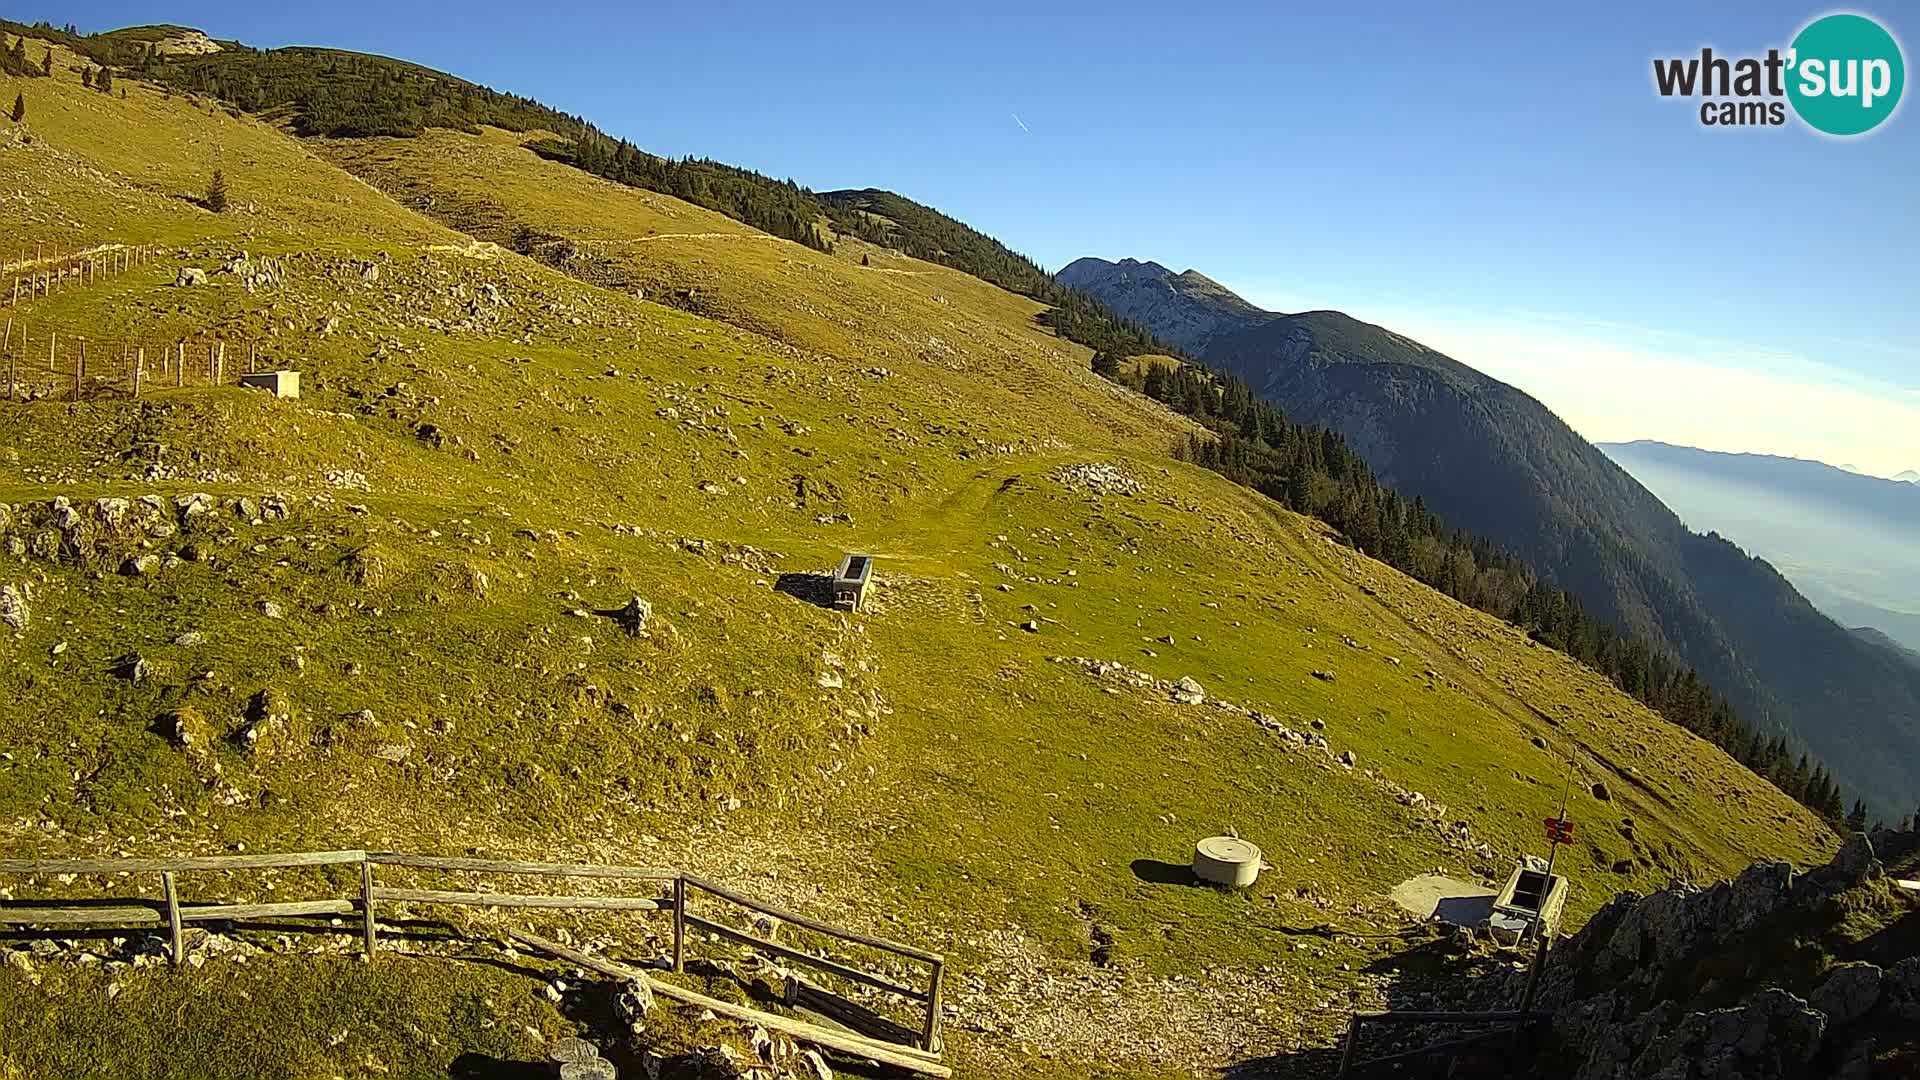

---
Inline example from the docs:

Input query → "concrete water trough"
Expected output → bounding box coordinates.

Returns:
[832,553,875,612]
[238,370,300,399]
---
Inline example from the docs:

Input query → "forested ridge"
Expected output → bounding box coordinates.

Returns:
[27,22,1870,827]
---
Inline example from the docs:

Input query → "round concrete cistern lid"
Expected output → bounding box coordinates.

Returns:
[1193,835,1263,886]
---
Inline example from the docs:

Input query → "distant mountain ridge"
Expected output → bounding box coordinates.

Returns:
[1061,256,1920,819]
[1600,440,1920,659]
[1599,441,1920,526]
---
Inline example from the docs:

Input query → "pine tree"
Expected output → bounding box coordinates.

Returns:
[41,50,52,77]
[95,67,113,94]
[206,169,229,213]
[1845,799,1869,832]
[81,67,93,88]
[9,93,22,124]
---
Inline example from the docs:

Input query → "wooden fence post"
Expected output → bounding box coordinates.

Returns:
[74,341,84,402]
[163,871,184,967]
[922,958,945,1052]
[47,330,55,372]
[133,348,144,399]
[673,875,686,974]
[361,858,378,961]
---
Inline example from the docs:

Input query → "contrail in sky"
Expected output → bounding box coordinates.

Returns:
[1011,113,1030,133]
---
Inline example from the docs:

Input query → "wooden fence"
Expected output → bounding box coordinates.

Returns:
[0,849,947,1073]
[0,317,285,402]
[4,243,160,308]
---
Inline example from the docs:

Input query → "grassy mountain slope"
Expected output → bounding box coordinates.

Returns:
[1060,257,1920,822]
[0,29,1833,1078]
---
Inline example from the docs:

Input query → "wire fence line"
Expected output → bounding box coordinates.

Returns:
[1,315,294,402]
[4,242,161,307]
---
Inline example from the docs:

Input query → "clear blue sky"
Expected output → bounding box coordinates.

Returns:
[33,1,1920,471]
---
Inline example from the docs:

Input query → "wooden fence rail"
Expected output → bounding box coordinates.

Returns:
[0,849,947,1064]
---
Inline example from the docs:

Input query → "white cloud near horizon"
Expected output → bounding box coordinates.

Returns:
[1237,289,1920,478]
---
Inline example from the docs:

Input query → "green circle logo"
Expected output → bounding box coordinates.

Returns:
[1788,13,1905,135]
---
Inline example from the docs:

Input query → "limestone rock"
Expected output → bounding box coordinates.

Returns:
[159,707,212,756]
[1832,832,1881,883]
[1809,962,1883,1026]
[796,1049,832,1080]
[121,554,161,576]
[175,267,207,287]
[615,595,652,635]
[0,582,28,631]
[1170,676,1205,705]
[1640,988,1825,1080]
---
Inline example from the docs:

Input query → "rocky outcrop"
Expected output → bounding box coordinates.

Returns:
[1527,831,1916,1079]
[1056,257,1269,356]
[0,492,292,574]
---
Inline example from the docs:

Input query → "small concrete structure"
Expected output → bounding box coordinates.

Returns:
[238,370,300,399]
[1193,836,1261,887]
[1488,857,1569,946]
[832,553,874,613]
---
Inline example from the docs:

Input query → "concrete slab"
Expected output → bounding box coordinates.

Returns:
[1391,873,1497,926]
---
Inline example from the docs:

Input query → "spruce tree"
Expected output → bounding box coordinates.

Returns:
[40,51,51,77]
[1845,799,1869,832]
[9,93,22,124]
[206,169,229,213]
[96,67,112,94]
[81,67,92,88]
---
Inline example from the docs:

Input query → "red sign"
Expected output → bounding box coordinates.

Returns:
[1545,817,1576,844]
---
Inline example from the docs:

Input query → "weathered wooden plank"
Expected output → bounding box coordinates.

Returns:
[0,850,367,874]
[681,875,940,965]
[672,874,686,974]
[361,858,378,962]
[163,872,183,966]
[504,928,950,1078]
[178,899,358,922]
[682,913,926,1002]
[0,904,162,925]
[368,853,676,880]
[921,957,945,1051]
[373,887,662,911]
